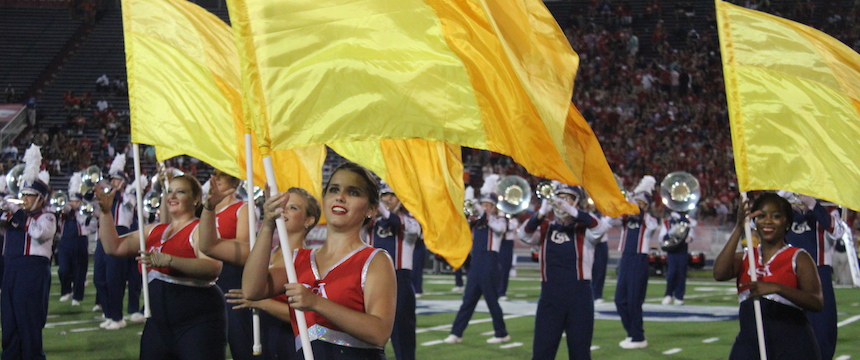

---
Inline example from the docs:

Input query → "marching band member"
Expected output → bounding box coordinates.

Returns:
[444,193,510,344]
[714,192,822,360]
[519,184,598,359]
[368,185,420,360]
[660,211,696,306]
[611,175,658,349]
[196,169,254,360]
[0,145,57,360]
[243,162,396,359]
[778,191,837,360]
[96,173,226,359]
[57,173,98,306]
[94,154,143,330]
[229,187,321,360]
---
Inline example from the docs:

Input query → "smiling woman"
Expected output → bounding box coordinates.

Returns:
[713,192,823,360]
[244,162,396,360]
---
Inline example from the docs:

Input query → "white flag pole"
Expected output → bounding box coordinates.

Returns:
[245,134,263,355]
[132,144,152,318]
[741,192,767,360]
[262,156,314,360]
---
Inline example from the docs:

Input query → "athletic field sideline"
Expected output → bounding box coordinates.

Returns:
[38,265,860,359]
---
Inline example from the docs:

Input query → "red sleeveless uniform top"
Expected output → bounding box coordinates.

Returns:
[215,201,246,239]
[737,245,804,308]
[291,245,383,349]
[143,220,201,281]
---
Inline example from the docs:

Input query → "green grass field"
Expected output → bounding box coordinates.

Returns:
[38,266,860,359]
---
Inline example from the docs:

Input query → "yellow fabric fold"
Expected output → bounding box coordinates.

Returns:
[228,0,634,225]
[330,140,471,268]
[124,0,325,203]
[716,0,860,210]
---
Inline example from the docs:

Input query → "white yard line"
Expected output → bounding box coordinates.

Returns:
[837,314,860,328]
[663,348,683,354]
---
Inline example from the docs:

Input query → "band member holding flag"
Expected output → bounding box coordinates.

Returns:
[519,183,599,359]
[96,174,226,360]
[243,162,396,359]
[230,187,322,359]
[714,192,822,360]
[0,145,56,360]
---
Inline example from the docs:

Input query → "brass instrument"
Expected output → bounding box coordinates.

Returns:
[5,164,24,200]
[464,199,478,218]
[49,190,68,212]
[495,175,531,215]
[142,190,161,215]
[659,171,700,212]
[237,181,265,208]
[535,180,554,200]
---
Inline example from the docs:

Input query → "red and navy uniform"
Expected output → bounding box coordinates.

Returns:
[57,210,96,302]
[1,209,56,360]
[524,210,598,360]
[141,220,227,360]
[730,246,820,360]
[449,212,508,339]
[291,245,386,359]
[660,213,693,301]
[785,203,836,360]
[94,193,140,322]
[369,212,415,360]
[213,201,256,360]
[613,211,656,342]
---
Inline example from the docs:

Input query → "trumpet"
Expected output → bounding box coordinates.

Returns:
[535,181,554,200]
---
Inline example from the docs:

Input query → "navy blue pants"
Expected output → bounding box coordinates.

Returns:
[392,270,416,360]
[533,280,593,360]
[497,240,514,297]
[730,298,820,360]
[807,266,836,360]
[126,258,142,314]
[450,253,507,338]
[664,252,688,300]
[57,239,89,301]
[591,242,608,300]
[93,241,106,308]
[140,280,227,360]
[260,310,295,359]
[95,237,140,320]
[411,239,425,295]
[1,256,50,360]
[216,263,256,360]
[300,341,384,360]
[614,253,649,341]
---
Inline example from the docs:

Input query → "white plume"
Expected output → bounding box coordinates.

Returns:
[109,153,126,176]
[125,174,148,195]
[38,170,50,185]
[22,144,42,186]
[480,174,500,195]
[633,175,656,194]
[0,175,6,194]
[464,186,475,201]
[69,172,82,194]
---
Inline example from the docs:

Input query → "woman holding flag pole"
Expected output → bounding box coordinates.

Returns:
[713,192,822,360]
[243,162,396,359]
[95,173,227,360]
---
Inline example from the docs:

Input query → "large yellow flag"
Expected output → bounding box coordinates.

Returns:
[330,141,471,268]
[228,0,635,218]
[716,0,860,210]
[123,0,325,198]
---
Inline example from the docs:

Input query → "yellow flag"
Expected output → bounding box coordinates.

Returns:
[330,140,471,268]
[716,0,860,210]
[123,0,325,200]
[228,0,634,218]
